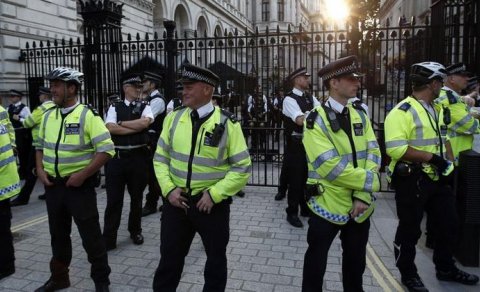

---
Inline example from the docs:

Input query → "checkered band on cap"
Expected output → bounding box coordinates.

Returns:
[286,67,310,82]
[122,76,142,85]
[446,63,468,75]
[181,64,220,87]
[318,55,362,81]
[143,71,162,82]
[9,89,23,97]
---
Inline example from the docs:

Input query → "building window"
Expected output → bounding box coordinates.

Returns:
[262,0,270,22]
[278,0,284,21]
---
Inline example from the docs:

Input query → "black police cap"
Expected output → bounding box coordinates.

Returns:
[446,63,470,76]
[285,67,311,83]
[142,71,162,83]
[179,64,220,87]
[121,73,142,85]
[38,86,50,95]
[9,89,23,97]
[318,55,364,81]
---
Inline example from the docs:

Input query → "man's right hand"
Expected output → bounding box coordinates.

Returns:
[37,168,53,186]
[168,187,189,211]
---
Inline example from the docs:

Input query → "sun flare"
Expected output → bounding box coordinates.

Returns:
[324,0,350,23]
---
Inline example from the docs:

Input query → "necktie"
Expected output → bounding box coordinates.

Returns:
[191,110,199,121]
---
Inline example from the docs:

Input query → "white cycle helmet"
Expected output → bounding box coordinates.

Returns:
[410,62,447,84]
[46,67,84,85]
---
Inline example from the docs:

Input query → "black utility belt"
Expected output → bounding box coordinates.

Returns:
[114,146,148,158]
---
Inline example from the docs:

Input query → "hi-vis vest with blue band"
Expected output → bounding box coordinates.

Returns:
[37,104,115,178]
[385,96,448,181]
[23,100,56,148]
[303,103,381,225]
[0,105,20,201]
[153,106,251,203]
[435,88,479,164]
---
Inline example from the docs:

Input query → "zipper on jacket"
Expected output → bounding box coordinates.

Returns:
[55,112,66,178]
[186,120,200,190]
[197,127,205,154]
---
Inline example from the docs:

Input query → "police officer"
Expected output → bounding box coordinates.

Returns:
[10,87,55,206]
[152,64,251,292]
[282,67,321,227]
[35,67,112,292]
[103,74,153,249]
[7,89,32,179]
[0,105,20,281]
[385,62,479,291]
[302,56,380,291]
[166,82,183,114]
[141,71,167,216]
[435,63,479,164]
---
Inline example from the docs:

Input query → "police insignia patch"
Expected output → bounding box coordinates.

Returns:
[353,123,364,136]
[65,123,80,135]
[398,102,411,112]
[446,91,457,104]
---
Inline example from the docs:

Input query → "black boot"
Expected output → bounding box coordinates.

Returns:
[35,259,70,292]
[401,275,429,292]
[95,282,110,292]
[437,267,479,285]
[141,204,157,217]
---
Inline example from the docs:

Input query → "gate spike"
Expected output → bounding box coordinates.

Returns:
[136,33,140,40]
[25,42,30,49]
[145,32,149,40]
[127,33,132,41]
[61,38,66,46]
[154,31,158,40]
[32,41,36,48]
[69,38,73,46]
[40,41,44,48]
[77,37,81,45]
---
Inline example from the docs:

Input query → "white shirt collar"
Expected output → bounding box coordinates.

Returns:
[442,85,459,96]
[292,88,304,96]
[194,101,214,119]
[348,97,360,103]
[61,102,79,114]
[14,101,22,106]
[150,89,160,97]
[325,97,346,114]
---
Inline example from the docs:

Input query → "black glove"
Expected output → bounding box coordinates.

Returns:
[428,154,449,174]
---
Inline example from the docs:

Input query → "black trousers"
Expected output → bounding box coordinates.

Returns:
[145,142,162,209]
[15,129,32,179]
[103,152,147,243]
[153,196,230,292]
[45,177,110,283]
[393,172,457,279]
[15,147,38,202]
[0,199,14,273]
[284,139,308,216]
[303,216,370,292]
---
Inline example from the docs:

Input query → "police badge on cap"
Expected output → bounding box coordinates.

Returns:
[179,64,220,87]
[318,55,364,81]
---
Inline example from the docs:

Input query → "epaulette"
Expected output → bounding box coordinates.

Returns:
[446,91,457,104]
[220,108,237,123]
[86,104,99,116]
[351,100,367,114]
[398,102,411,112]
[306,109,318,129]
[173,105,186,112]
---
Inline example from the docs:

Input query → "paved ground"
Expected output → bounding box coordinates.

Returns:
[1,182,479,291]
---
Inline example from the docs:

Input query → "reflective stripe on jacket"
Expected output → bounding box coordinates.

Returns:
[23,101,55,147]
[37,104,115,177]
[0,105,20,201]
[303,104,381,225]
[385,96,448,181]
[435,88,479,164]
[154,106,251,203]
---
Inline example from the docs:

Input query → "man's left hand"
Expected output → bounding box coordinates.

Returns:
[196,191,214,214]
[13,114,20,121]
[349,199,369,218]
[66,172,87,187]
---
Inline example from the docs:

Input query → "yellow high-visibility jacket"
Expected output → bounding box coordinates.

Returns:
[303,104,381,224]
[385,96,449,181]
[23,100,55,148]
[0,105,20,201]
[154,106,251,203]
[37,103,114,177]
[435,88,479,164]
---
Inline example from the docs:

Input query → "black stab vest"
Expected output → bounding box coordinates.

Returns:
[146,93,167,138]
[283,91,314,136]
[8,103,26,129]
[111,101,149,147]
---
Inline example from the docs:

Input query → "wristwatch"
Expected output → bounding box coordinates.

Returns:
[117,120,122,126]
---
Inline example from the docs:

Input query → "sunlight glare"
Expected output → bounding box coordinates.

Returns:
[324,0,350,23]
